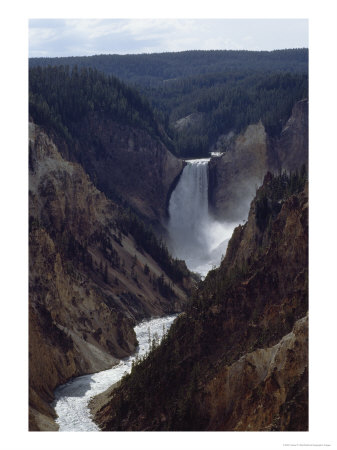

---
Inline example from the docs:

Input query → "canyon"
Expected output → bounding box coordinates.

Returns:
[28,60,308,432]
[29,122,189,430]
[93,171,308,431]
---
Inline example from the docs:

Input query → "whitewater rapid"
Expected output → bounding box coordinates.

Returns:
[167,158,238,276]
[53,315,177,431]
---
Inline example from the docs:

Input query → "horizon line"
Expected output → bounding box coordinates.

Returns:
[29,47,309,59]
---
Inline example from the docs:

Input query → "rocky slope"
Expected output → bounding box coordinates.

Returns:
[273,99,308,172]
[209,121,268,222]
[69,113,184,225]
[204,314,308,431]
[92,171,308,431]
[29,122,189,431]
[29,66,185,228]
[209,99,308,221]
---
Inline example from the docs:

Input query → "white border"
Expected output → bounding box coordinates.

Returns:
[1,1,337,449]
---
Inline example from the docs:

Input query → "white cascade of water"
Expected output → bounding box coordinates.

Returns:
[167,158,238,276]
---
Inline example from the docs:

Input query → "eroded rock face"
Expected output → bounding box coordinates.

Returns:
[208,99,308,222]
[205,315,308,431]
[223,177,308,273]
[209,121,268,221]
[275,99,308,172]
[174,112,204,133]
[67,114,184,225]
[29,123,188,430]
[209,130,236,154]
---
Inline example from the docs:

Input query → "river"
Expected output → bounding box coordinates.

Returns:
[52,315,177,431]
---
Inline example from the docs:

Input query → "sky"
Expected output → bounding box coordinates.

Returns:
[29,18,308,58]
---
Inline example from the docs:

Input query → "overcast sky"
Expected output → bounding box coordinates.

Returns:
[29,19,308,58]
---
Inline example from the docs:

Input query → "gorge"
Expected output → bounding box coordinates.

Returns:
[93,171,308,431]
[28,52,309,432]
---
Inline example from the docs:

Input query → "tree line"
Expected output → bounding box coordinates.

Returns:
[29,48,308,86]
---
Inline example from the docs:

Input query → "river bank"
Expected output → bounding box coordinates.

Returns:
[52,315,177,431]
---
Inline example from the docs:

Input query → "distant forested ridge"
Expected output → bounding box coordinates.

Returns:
[29,49,308,85]
[29,49,308,157]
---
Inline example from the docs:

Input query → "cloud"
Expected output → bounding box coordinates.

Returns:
[29,19,308,58]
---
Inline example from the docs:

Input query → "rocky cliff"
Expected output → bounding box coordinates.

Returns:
[29,122,189,431]
[92,171,308,431]
[209,121,268,221]
[204,314,308,431]
[54,113,184,226]
[209,99,308,221]
[273,99,308,172]
[29,66,185,228]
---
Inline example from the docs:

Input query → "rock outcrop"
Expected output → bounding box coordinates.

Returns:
[205,314,308,431]
[208,99,308,222]
[209,121,268,221]
[209,130,236,154]
[29,122,189,430]
[93,172,308,431]
[174,112,204,133]
[274,99,308,172]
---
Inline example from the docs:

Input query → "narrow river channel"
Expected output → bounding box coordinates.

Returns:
[53,315,177,431]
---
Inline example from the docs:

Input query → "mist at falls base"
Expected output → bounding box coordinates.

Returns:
[167,158,239,277]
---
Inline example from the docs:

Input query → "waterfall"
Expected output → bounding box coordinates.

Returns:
[167,159,237,276]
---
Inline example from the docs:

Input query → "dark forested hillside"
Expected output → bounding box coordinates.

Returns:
[29,66,184,225]
[159,71,308,157]
[29,66,167,147]
[30,49,308,158]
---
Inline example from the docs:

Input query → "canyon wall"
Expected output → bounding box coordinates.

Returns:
[59,113,184,226]
[209,121,268,221]
[209,99,308,222]
[274,99,308,172]
[29,123,189,430]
